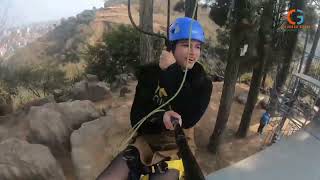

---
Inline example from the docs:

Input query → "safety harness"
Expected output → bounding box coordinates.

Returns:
[122,146,171,180]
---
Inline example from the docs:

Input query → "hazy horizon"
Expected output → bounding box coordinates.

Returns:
[1,0,105,28]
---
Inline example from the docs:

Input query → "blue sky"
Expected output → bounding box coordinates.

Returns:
[1,0,105,27]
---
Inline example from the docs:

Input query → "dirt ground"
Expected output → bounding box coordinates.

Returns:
[103,80,269,176]
[195,82,266,175]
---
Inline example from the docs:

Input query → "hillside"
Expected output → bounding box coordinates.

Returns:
[4,1,218,67]
[4,8,98,67]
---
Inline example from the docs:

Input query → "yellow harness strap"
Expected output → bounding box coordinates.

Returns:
[141,159,184,180]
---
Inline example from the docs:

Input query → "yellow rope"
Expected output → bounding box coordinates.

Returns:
[118,0,200,152]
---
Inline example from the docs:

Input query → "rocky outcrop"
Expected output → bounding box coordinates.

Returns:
[0,92,13,116]
[0,138,65,180]
[235,93,248,105]
[69,80,112,102]
[71,105,131,180]
[27,100,100,152]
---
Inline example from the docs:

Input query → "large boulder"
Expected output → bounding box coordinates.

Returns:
[55,100,101,128]
[70,81,112,102]
[27,100,100,152]
[19,95,56,112]
[0,138,65,180]
[86,74,99,82]
[0,92,13,116]
[27,105,69,152]
[71,106,131,180]
[235,93,268,107]
[111,73,130,91]
[0,103,12,116]
[0,111,30,142]
[119,86,131,97]
[235,93,248,104]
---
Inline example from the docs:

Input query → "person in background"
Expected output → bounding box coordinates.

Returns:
[258,111,271,134]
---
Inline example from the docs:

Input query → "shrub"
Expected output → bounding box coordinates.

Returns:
[85,25,164,83]
[61,62,86,84]
[16,63,67,97]
[240,73,252,85]
[174,1,185,12]
[263,75,273,89]
[12,87,44,110]
[0,81,11,105]
[309,63,320,80]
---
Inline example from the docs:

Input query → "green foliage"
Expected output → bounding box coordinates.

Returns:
[45,9,96,63]
[264,75,273,89]
[214,28,230,62]
[309,63,320,80]
[211,1,266,76]
[76,10,97,24]
[0,65,18,95]
[85,25,164,83]
[0,62,68,109]
[61,62,86,84]
[104,25,141,71]
[16,63,67,97]
[174,0,185,12]
[153,34,166,62]
[199,38,225,76]
[240,73,252,85]
[85,25,140,82]
[0,81,11,104]
[12,87,44,110]
[209,0,232,27]
[85,43,113,82]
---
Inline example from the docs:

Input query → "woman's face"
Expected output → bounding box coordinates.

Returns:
[173,40,201,69]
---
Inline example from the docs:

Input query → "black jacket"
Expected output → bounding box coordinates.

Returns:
[130,62,213,134]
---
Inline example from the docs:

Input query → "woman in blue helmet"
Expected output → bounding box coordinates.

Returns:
[97,17,212,180]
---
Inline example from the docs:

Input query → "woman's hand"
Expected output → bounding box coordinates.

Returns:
[159,50,176,70]
[163,110,182,130]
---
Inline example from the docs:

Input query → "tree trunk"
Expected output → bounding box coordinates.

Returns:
[265,1,287,117]
[236,0,274,138]
[278,0,305,86]
[267,0,305,117]
[207,0,247,154]
[207,55,240,153]
[185,0,198,19]
[304,18,320,75]
[139,0,154,64]
[276,36,300,91]
[298,31,309,73]
[237,63,265,137]
[269,0,305,140]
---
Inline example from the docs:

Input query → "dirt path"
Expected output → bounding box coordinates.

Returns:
[196,82,265,174]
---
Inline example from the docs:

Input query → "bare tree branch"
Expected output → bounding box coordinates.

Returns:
[27,86,41,98]
[311,0,320,9]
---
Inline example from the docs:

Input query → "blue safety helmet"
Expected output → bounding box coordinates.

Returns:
[169,17,205,43]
